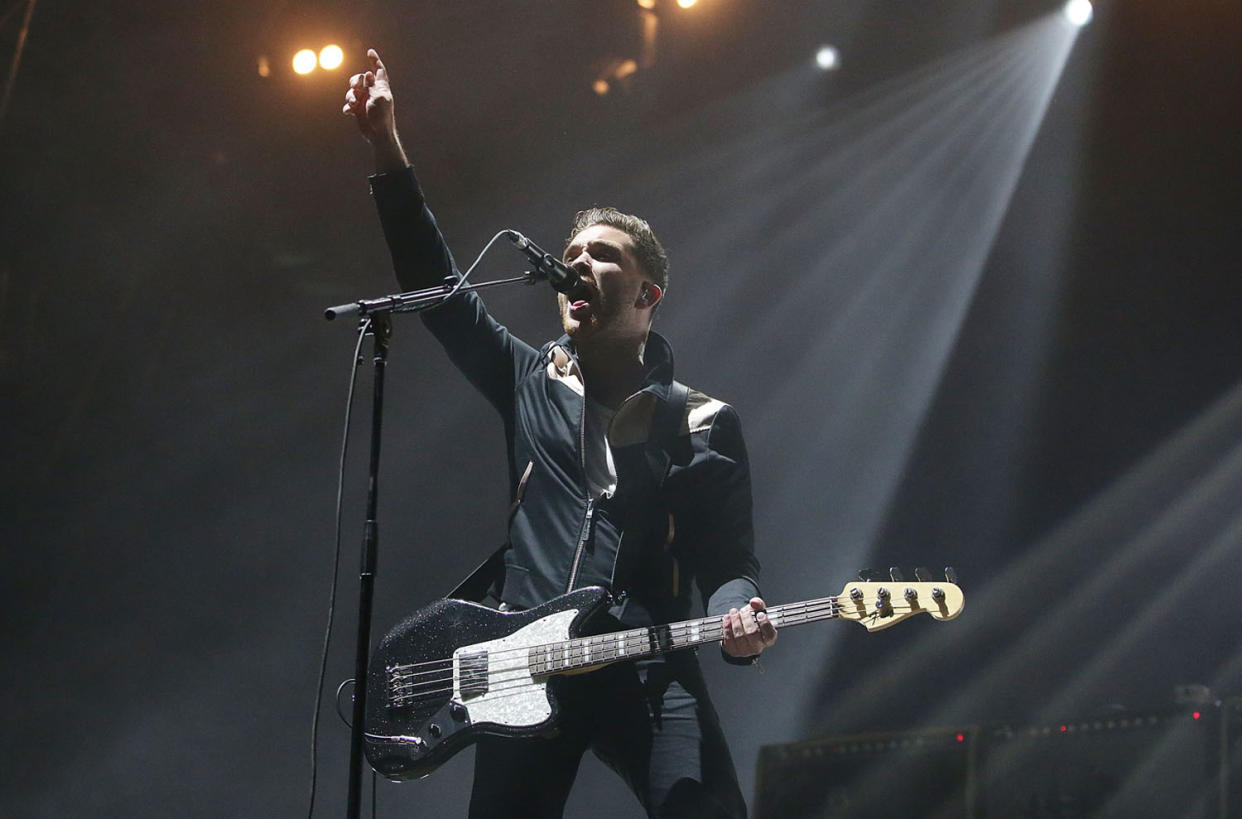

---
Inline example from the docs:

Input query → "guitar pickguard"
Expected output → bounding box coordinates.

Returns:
[454,608,579,729]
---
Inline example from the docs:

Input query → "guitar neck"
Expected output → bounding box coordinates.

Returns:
[527,596,840,676]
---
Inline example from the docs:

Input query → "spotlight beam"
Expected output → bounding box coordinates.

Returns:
[746,17,1079,575]
[807,377,1242,734]
[715,15,1082,737]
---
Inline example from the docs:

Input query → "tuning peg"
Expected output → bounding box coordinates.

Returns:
[875,586,893,617]
[913,567,931,582]
[945,566,959,584]
[858,568,881,581]
[888,567,904,582]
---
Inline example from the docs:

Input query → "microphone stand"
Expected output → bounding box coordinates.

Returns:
[324,272,540,321]
[325,271,543,819]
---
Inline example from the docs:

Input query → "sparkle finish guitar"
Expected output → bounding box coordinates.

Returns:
[364,573,964,780]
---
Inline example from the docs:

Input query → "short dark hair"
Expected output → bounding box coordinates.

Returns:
[565,207,669,293]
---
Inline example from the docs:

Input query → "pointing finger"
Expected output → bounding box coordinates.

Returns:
[368,48,387,79]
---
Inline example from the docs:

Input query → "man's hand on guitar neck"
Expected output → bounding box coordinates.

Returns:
[721,597,778,659]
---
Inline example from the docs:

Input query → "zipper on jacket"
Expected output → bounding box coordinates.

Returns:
[578,379,588,490]
[567,359,631,593]
[567,364,592,592]
[566,497,595,591]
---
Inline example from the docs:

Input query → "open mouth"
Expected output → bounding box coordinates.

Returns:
[566,284,595,316]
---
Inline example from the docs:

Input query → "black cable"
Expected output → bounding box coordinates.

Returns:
[335,678,356,728]
[307,318,370,819]
[392,230,518,315]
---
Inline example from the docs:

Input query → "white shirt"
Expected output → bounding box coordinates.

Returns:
[583,397,617,499]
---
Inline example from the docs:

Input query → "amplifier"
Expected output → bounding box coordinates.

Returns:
[754,726,977,819]
[756,706,1226,819]
[979,708,1219,818]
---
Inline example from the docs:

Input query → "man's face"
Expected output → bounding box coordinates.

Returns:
[559,224,653,344]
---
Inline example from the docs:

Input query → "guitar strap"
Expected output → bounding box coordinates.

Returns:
[644,380,689,603]
[602,380,690,605]
[447,381,690,604]
[447,542,507,604]
[646,379,690,490]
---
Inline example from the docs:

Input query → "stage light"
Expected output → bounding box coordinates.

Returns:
[319,45,345,70]
[1063,0,1093,27]
[292,49,317,75]
[593,79,610,96]
[815,45,840,71]
[677,0,698,8]
[256,55,271,78]
[636,0,656,8]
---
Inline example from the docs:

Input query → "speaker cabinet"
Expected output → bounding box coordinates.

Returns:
[755,726,977,819]
[979,709,1219,818]
[756,707,1225,819]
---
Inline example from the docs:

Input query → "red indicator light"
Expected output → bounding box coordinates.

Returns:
[1060,725,1068,732]
[956,733,965,743]
[1193,711,1201,720]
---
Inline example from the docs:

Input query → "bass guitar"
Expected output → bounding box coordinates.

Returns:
[364,571,964,780]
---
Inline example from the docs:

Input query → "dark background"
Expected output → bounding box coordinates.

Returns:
[3,0,1241,815]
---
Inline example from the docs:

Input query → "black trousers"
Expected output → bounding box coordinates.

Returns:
[468,653,747,818]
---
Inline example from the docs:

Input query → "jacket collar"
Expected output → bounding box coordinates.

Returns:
[543,331,680,448]
[551,329,676,394]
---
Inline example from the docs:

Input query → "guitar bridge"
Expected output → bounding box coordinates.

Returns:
[384,664,421,711]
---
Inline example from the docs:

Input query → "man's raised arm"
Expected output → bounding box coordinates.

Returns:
[343,49,408,174]
[342,48,456,295]
[340,48,539,418]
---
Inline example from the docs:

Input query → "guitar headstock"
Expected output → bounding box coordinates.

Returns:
[837,568,964,632]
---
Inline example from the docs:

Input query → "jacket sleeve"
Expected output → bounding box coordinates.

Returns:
[678,404,763,664]
[368,166,540,417]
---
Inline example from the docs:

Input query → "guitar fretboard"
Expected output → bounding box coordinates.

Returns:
[525,596,842,675]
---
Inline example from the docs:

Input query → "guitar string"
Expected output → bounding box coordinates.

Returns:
[380,597,907,712]
[381,600,944,708]
[382,615,917,713]
[386,608,833,695]
[384,610,818,705]
[383,596,910,693]
[383,596,852,675]
[383,598,847,682]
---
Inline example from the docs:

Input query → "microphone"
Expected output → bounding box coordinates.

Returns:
[506,231,578,294]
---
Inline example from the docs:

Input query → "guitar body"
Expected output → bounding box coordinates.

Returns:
[364,586,612,780]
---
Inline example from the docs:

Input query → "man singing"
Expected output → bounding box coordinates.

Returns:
[344,49,776,818]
